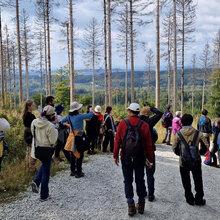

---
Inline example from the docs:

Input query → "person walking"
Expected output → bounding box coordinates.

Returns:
[140,106,162,202]
[172,111,182,135]
[213,119,220,168]
[86,105,99,154]
[22,100,36,171]
[54,104,70,162]
[94,105,104,151]
[31,106,58,201]
[212,113,220,135]
[114,103,153,216]
[172,114,209,206]
[0,117,10,172]
[103,106,116,153]
[162,104,173,145]
[61,102,93,178]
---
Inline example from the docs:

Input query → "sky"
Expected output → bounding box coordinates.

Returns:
[2,0,220,71]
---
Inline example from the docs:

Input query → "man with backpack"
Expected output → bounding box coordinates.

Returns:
[140,106,162,202]
[114,103,153,216]
[162,105,173,145]
[172,114,209,206]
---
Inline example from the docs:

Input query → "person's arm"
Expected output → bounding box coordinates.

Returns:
[148,107,163,127]
[208,119,212,135]
[172,135,181,156]
[212,121,216,135]
[60,115,69,124]
[199,133,209,155]
[143,123,153,164]
[0,118,10,131]
[80,111,94,120]
[47,125,58,146]
[113,121,124,165]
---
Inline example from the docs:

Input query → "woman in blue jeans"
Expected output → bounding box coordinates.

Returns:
[30,106,58,201]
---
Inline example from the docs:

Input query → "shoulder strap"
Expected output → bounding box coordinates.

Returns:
[137,120,144,128]
[124,119,130,128]
[33,125,36,148]
[192,130,199,146]
[104,114,110,125]
[68,116,75,137]
[177,131,189,148]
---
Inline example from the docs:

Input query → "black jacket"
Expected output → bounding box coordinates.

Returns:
[104,114,116,134]
[197,115,212,134]
[140,107,163,150]
[86,115,99,135]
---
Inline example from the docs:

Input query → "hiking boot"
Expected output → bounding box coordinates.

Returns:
[162,140,166,144]
[31,181,39,194]
[195,199,206,206]
[128,204,136,216]
[70,171,75,176]
[75,172,85,178]
[166,142,172,146]
[186,199,195,206]
[148,195,155,202]
[40,195,51,202]
[136,202,145,214]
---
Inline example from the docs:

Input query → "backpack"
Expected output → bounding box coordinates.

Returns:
[177,130,201,170]
[122,119,144,160]
[199,117,206,126]
[162,113,169,128]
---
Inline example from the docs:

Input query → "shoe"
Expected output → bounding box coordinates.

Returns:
[70,171,75,176]
[186,199,195,206]
[128,204,136,216]
[136,202,145,214]
[91,151,96,155]
[166,142,172,146]
[162,140,166,144]
[40,195,51,202]
[31,181,39,194]
[195,199,206,206]
[75,172,85,178]
[148,195,155,202]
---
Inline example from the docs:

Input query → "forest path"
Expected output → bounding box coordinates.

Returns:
[0,145,219,220]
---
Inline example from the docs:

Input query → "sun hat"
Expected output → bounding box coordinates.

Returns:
[127,103,140,112]
[176,111,181,117]
[55,104,65,115]
[140,106,151,116]
[69,101,83,112]
[43,105,55,115]
[95,105,101,113]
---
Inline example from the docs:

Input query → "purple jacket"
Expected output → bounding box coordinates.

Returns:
[172,117,182,135]
[164,110,173,127]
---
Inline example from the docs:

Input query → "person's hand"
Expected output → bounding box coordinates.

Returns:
[148,164,153,169]
[54,116,59,124]
[114,158,119,166]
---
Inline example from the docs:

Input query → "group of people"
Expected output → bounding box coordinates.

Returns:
[0,98,220,216]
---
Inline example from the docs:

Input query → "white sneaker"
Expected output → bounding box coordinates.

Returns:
[31,182,39,194]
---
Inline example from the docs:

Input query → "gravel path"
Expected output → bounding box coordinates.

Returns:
[0,145,219,220]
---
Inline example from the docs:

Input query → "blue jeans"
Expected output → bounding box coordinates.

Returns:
[121,157,146,204]
[146,153,156,197]
[34,159,52,199]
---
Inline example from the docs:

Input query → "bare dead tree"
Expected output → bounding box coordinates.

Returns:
[177,0,196,114]
[191,53,196,114]
[82,18,103,106]
[200,42,211,110]
[213,29,220,69]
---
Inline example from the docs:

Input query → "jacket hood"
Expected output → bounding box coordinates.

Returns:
[180,127,196,136]
[33,118,51,129]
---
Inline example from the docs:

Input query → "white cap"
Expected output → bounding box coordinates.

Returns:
[43,105,55,115]
[69,101,83,112]
[176,111,181,117]
[95,105,101,113]
[127,103,140,112]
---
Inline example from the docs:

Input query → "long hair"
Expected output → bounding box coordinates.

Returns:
[22,100,34,120]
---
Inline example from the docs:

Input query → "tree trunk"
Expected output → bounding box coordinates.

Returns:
[4,51,7,106]
[66,22,70,73]
[12,44,16,109]
[40,31,43,109]
[0,9,4,108]
[23,18,29,100]
[181,3,185,114]
[107,0,112,106]
[104,0,108,108]
[46,0,52,95]
[173,0,177,113]
[69,0,75,103]
[6,26,12,107]
[148,63,151,100]
[129,0,134,103]
[202,69,206,110]
[16,0,23,104]
[43,0,48,96]
[192,55,196,115]
[92,53,95,106]
[155,0,160,108]
[125,3,128,108]
[167,16,171,105]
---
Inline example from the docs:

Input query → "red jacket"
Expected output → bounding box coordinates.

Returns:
[113,116,154,163]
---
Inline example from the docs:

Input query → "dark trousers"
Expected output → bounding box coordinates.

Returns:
[180,165,204,203]
[0,156,3,172]
[70,152,84,175]
[121,157,147,204]
[163,127,172,143]
[103,132,114,152]
[146,152,156,196]
[34,159,52,200]
[55,140,70,162]
[87,133,97,152]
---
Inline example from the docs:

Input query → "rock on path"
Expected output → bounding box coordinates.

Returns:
[0,145,220,220]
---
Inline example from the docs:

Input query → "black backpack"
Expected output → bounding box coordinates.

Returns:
[177,130,201,170]
[122,119,144,160]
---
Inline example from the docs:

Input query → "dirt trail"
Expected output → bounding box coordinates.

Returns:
[0,145,219,220]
